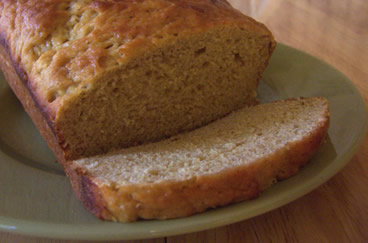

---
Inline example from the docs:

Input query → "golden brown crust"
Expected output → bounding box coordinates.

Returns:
[0,0,273,111]
[68,108,329,222]
[0,43,67,165]
[65,165,113,220]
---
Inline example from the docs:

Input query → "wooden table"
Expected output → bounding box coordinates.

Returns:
[2,0,367,242]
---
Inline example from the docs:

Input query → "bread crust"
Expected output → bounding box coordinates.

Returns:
[66,166,113,220]
[0,0,274,112]
[67,109,329,222]
[0,43,67,165]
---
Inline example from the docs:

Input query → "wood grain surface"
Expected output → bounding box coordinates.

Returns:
[2,0,367,242]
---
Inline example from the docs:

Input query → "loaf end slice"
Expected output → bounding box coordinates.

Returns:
[68,97,330,222]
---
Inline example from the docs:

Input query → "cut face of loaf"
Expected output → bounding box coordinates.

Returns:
[68,97,330,222]
[0,0,276,161]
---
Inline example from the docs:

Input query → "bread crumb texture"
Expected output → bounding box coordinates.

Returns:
[75,97,329,185]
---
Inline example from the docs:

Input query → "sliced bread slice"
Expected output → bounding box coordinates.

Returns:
[66,97,330,222]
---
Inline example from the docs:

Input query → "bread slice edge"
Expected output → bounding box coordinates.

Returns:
[66,97,330,222]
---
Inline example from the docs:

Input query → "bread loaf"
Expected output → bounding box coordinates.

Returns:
[68,97,330,222]
[0,0,276,162]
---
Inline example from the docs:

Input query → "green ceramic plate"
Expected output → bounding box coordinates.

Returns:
[0,44,366,240]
